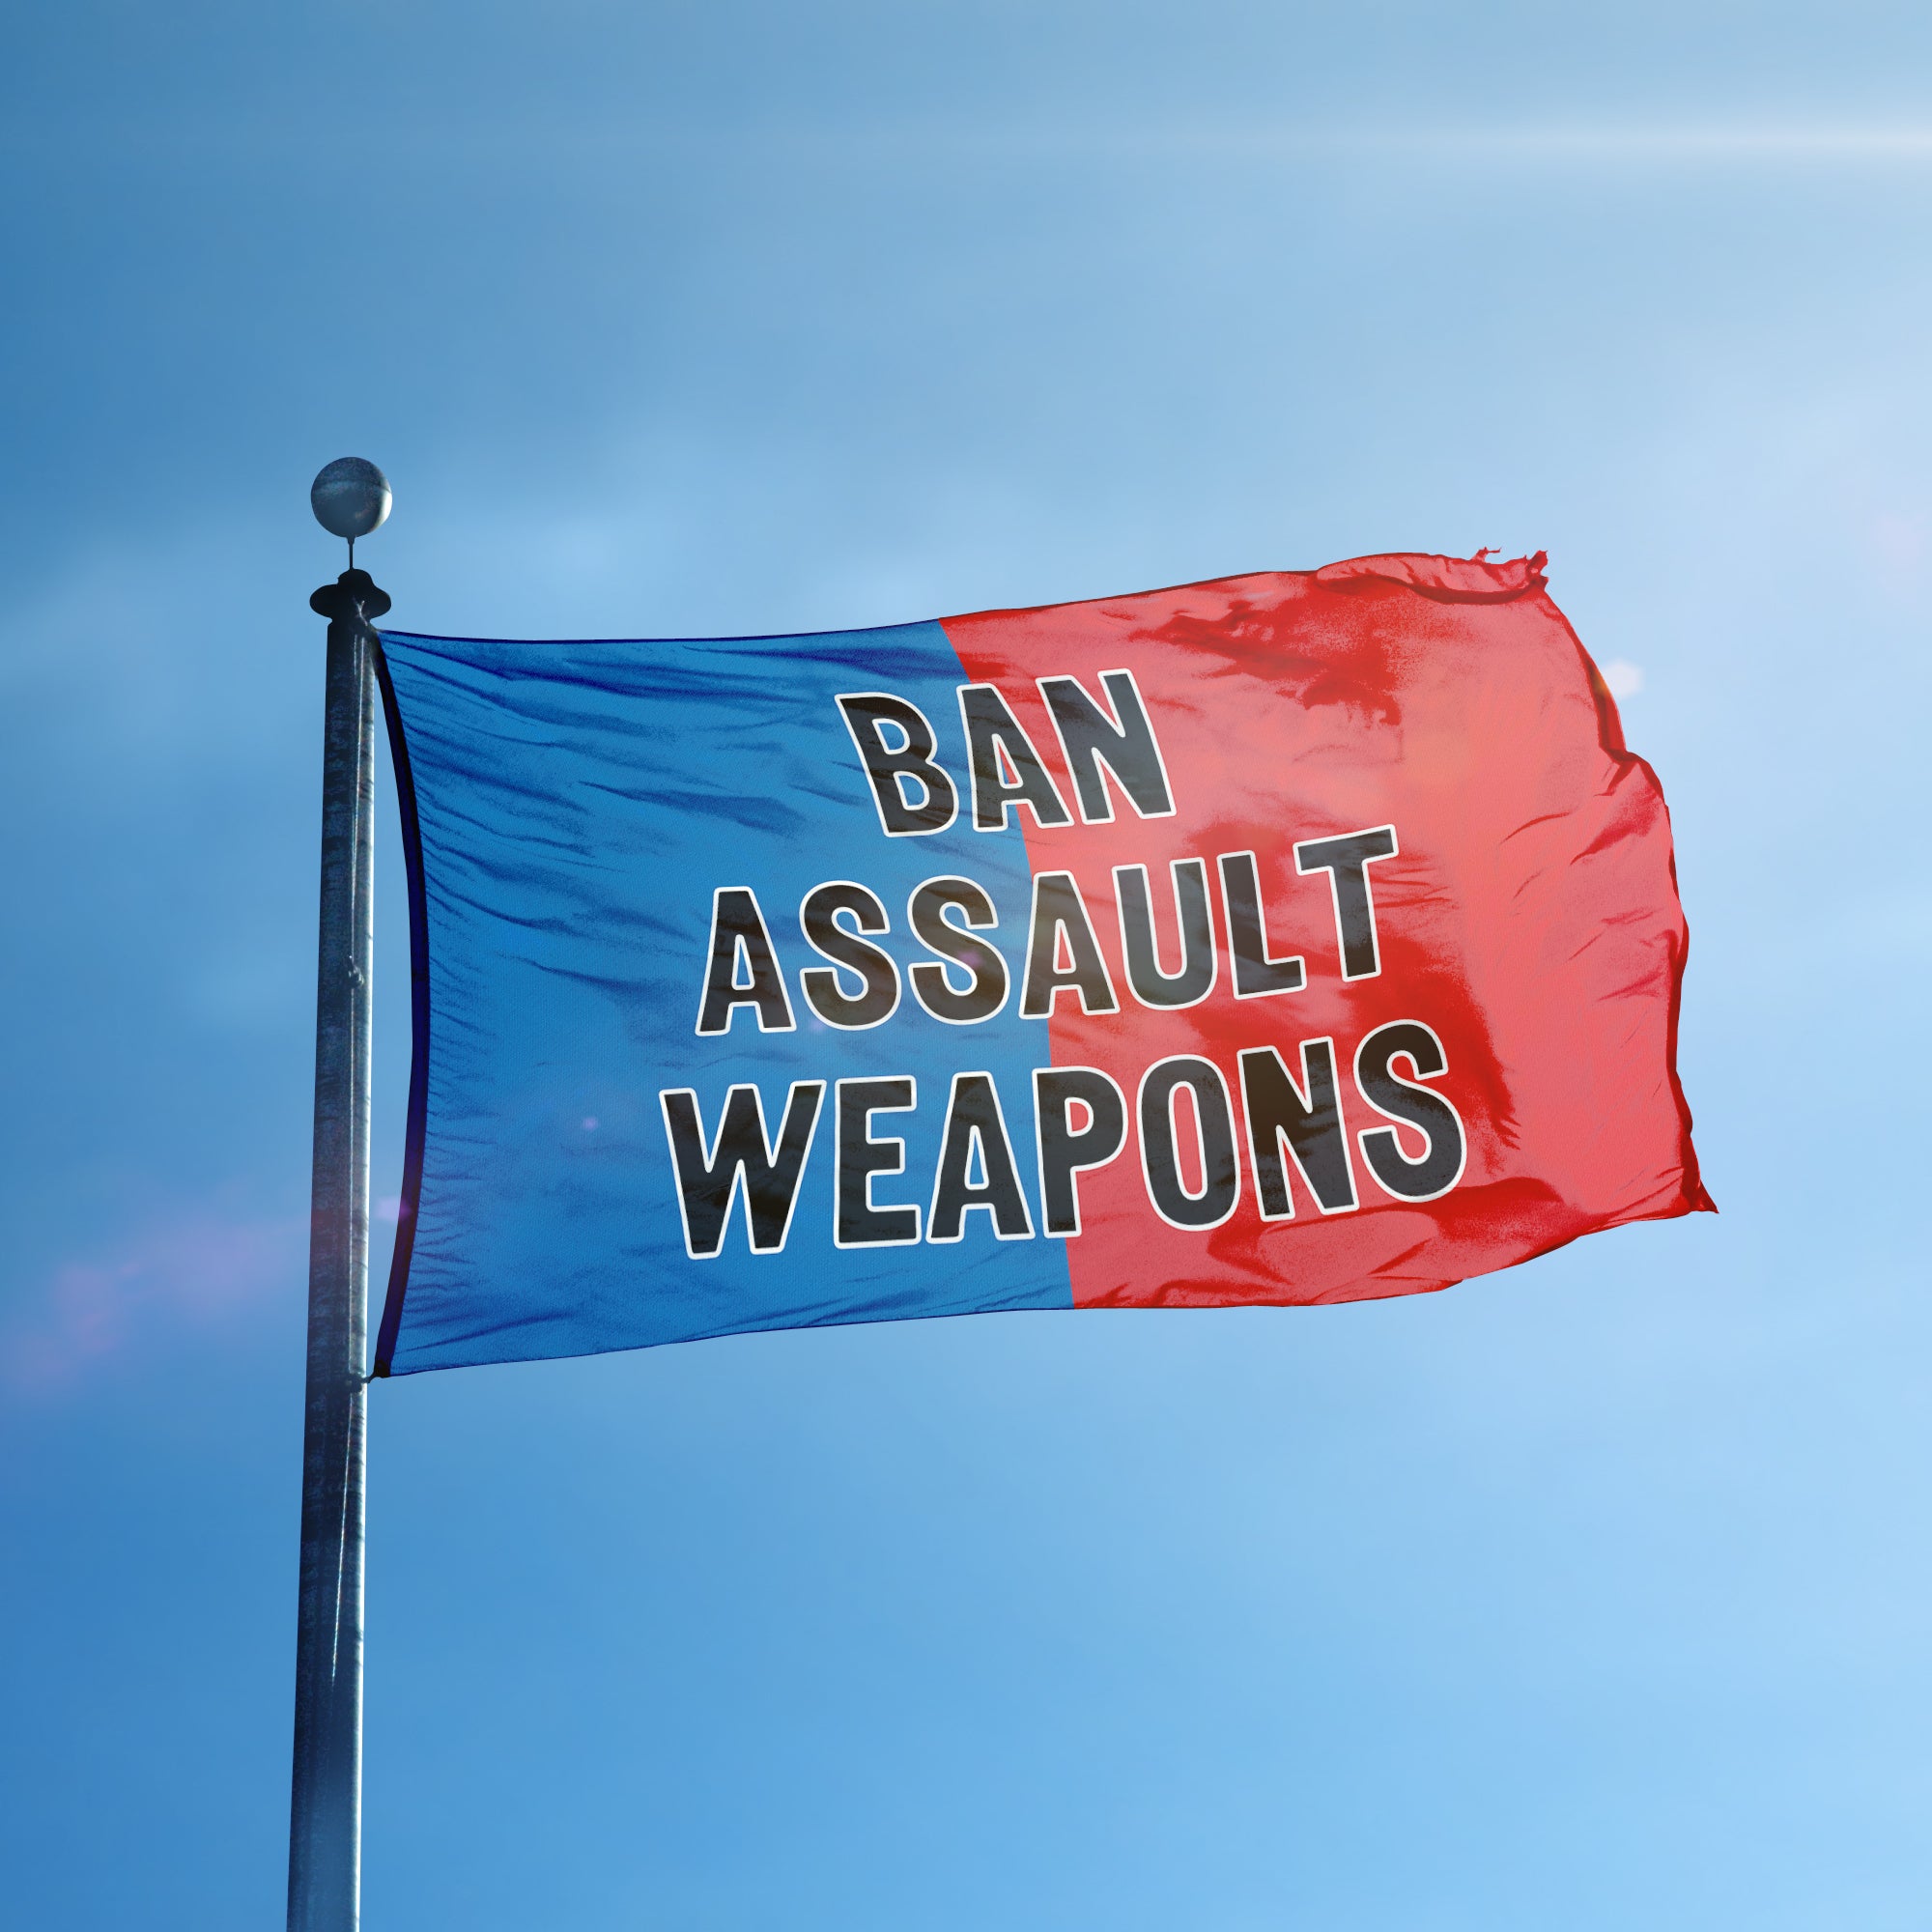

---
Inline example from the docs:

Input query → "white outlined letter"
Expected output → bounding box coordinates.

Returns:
[906,875,1009,1024]
[1037,669,1176,823]
[695,887,796,1036]
[834,1076,922,1246]
[660,1081,825,1257]
[1115,859,1216,1009]
[958,683,1073,832]
[837,693,959,836]
[926,1072,1035,1242]
[1217,851,1306,999]
[1352,1020,1465,1203]
[1019,872,1120,1018]
[1294,825,1398,980]
[1136,1056,1240,1231]
[1237,1039,1357,1220]
[797,880,900,1030]
[1033,1066,1128,1236]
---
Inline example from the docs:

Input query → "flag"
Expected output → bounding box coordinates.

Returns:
[371,551,1708,1376]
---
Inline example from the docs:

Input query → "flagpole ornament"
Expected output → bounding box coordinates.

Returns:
[310,457,391,569]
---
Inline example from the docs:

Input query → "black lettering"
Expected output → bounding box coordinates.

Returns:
[1237,1040,1356,1219]
[1034,1066,1128,1236]
[1353,1021,1465,1202]
[695,887,795,1035]
[1137,1057,1240,1231]
[1294,825,1398,980]
[907,876,1009,1024]
[1217,851,1306,998]
[1037,669,1175,822]
[958,683,1073,832]
[660,1081,825,1257]
[837,693,958,836]
[798,881,899,1029]
[835,1076,921,1246]
[1115,859,1215,1009]
[926,1072,1034,1241]
[1019,872,1120,1018]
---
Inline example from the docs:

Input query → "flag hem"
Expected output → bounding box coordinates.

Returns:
[370,638,432,1378]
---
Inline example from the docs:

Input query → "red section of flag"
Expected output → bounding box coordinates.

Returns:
[944,552,1710,1310]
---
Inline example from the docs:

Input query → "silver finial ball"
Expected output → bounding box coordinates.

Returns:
[310,458,392,541]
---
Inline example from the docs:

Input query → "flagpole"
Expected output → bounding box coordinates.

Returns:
[290,462,391,1932]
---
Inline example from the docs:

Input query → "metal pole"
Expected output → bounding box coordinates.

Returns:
[288,565,388,1932]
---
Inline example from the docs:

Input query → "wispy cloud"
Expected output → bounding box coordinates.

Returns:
[14,114,1932,172]
[999,121,1932,171]
[1,1204,305,1394]
[1332,125,1932,162]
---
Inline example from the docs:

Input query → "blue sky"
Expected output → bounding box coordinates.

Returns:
[4,4,1931,1926]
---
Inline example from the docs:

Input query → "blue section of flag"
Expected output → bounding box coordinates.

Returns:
[375,622,1071,1374]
